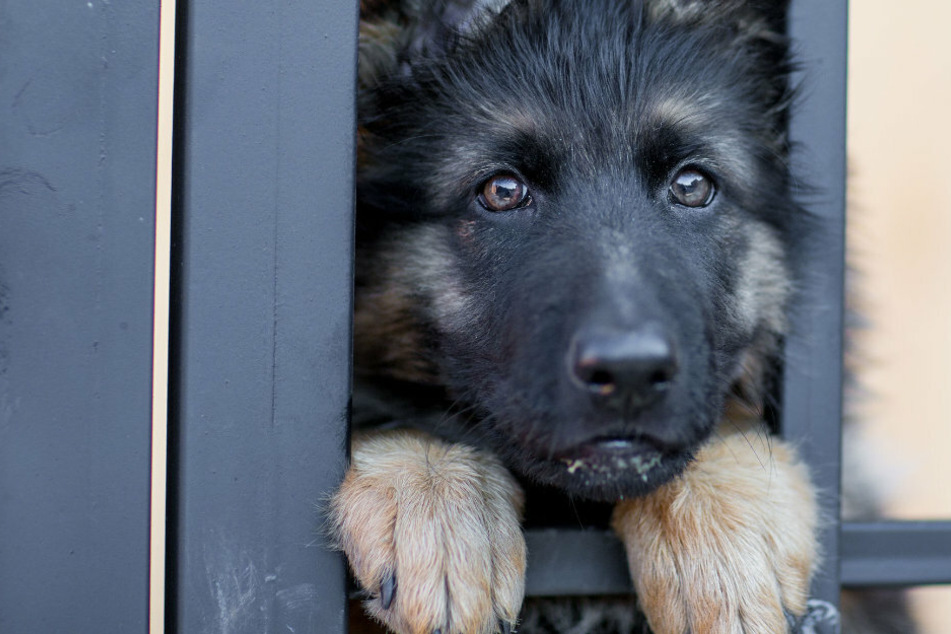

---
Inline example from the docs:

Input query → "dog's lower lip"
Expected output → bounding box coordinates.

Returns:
[593,437,636,451]
[552,436,644,460]
[550,435,668,484]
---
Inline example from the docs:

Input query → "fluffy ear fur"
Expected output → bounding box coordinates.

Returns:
[407,0,513,57]
[645,0,793,130]
[360,0,790,89]
[645,0,789,41]
[358,0,511,87]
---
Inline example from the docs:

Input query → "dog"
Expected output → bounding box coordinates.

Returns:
[330,1,822,632]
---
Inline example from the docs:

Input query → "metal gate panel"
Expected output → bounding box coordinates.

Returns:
[0,2,160,631]
[3,2,949,632]
[781,0,849,605]
[169,1,358,632]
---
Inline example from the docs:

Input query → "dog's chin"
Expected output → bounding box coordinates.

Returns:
[511,437,697,502]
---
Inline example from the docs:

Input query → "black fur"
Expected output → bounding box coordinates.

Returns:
[355,0,806,501]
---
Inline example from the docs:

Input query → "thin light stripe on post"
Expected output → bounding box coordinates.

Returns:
[151,0,176,631]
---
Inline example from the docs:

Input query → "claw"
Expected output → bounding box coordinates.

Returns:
[785,609,799,632]
[380,574,396,610]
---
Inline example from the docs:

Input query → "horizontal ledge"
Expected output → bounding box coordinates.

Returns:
[524,529,632,597]
[525,521,951,597]
[839,521,951,587]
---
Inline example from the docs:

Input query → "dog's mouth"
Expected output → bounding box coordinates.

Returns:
[555,435,662,477]
[527,433,692,501]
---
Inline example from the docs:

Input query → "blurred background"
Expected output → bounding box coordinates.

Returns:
[847,1,951,630]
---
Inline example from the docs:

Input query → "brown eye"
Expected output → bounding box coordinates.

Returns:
[669,168,715,208]
[478,174,531,212]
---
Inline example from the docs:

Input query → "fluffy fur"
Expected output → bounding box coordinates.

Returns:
[333,431,526,633]
[332,1,824,632]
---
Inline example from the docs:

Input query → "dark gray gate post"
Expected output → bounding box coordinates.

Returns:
[782,0,951,601]
[782,0,849,606]
[169,0,358,632]
[0,2,159,631]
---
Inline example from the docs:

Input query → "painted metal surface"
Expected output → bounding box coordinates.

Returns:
[782,0,850,605]
[0,2,159,631]
[169,0,358,631]
[524,523,951,596]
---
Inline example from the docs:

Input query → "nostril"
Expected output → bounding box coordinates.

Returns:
[648,368,673,389]
[588,369,614,388]
[577,365,617,395]
[569,325,678,407]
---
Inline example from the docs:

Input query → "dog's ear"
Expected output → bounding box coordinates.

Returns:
[646,0,789,40]
[406,0,513,58]
[359,0,511,87]
[644,0,793,133]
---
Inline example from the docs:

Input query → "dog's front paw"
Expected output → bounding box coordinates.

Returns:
[330,430,526,634]
[612,426,818,634]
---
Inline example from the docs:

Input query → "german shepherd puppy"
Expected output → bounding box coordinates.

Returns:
[331,1,820,632]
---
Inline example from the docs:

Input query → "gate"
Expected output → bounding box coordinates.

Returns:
[1,1,949,632]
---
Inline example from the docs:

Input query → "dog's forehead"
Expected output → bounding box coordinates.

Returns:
[383,0,792,214]
[424,88,763,200]
[413,17,779,188]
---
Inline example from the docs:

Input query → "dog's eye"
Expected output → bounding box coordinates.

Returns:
[669,168,715,208]
[478,174,531,212]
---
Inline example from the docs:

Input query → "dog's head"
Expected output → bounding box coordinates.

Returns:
[355,0,805,501]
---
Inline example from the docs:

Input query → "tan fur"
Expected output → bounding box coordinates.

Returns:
[355,225,480,385]
[353,280,439,384]
[330,430,526,634]
[359,17,403,90]
[646,0,780,46]
[611,420,818,634]
[334,423,817,634]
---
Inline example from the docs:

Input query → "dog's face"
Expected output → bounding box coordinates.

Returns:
[355,0,803,501]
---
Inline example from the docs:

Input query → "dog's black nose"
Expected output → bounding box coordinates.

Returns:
[570,326,677,411]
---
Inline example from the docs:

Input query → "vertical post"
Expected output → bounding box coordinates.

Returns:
[782,0,849,606]
[0,2,159,631]
[169,0,358,631]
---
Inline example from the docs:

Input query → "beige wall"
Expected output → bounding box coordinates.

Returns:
[847,1,951,630]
